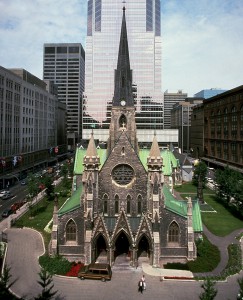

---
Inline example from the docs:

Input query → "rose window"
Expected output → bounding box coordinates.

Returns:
[112,164,134,185]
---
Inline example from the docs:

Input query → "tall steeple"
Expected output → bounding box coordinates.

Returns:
[113,6,134,107]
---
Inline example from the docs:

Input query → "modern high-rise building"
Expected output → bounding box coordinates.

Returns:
[194,88,227,99]
[164,90,187,129]
[83,0,164,144]
[43,43,85,150]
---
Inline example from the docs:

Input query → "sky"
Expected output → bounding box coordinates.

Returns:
[0,0,243,97]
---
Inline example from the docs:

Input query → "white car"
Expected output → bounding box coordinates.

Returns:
[0,190,10,198]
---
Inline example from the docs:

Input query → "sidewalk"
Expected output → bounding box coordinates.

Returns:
[142,263,194,279]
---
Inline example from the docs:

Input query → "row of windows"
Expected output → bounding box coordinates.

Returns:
[65,219,179,243]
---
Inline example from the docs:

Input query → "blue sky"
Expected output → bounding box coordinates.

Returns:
[0,0,242,96]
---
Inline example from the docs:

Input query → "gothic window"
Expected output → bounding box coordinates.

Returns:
[112,164,134,185]
[168,221,179,243]
[103,194,108,214]
[119,114,127,128]
[137,195,142,215]
[127,195,131,214]
[115,195,119,214]
[66,220,76,242]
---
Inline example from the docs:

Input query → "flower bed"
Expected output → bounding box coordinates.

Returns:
[65,262,84,277]
[163,276,194,280]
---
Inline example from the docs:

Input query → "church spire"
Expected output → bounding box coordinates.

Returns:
[113,6,134,107]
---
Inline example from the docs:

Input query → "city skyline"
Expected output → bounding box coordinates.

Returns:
[0,0,243,96]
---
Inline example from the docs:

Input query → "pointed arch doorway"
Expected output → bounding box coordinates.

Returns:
[93,234,108,263]
[115,231,130,257]
[137,235,150,262]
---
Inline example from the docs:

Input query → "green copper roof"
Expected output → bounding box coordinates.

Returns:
[139,148,178,175]
[73,147,107,174]
[164,185,187,217]
[163,185,203,232]
[58,184,82,216]
[75,147,178,176]
[161,149,179,175]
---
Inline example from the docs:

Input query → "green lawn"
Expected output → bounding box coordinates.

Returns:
[175,182,243,236]
[201,195,243,236]
[13,185,69,249]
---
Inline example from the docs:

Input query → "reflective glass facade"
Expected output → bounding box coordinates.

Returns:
[83,0,163,141]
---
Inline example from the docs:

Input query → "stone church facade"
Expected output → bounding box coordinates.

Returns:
[50,7,202,268]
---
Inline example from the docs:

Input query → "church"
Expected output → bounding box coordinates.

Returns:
[50,7,202,268]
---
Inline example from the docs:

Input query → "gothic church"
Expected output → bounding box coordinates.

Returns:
[51,7,202,267]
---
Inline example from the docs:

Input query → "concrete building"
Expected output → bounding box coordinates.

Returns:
[83,0,164,145]
[164,90,187,129]
[51,9,202,267]
[191,86,243,173]
[171,98,204,154]
[43,43,85,150]
[194,88,227,99]
[0,66,64,189]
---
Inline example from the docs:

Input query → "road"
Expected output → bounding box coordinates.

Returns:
[0,184,28,220]
[5,228,242,300]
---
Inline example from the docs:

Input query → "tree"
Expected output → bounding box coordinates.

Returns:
[35,268,57,300]
[193,161,207,203]
[237,277,243,299]
[27,173,39,217]
[41,175,54,201]
[199,278,217,300]
[0,265,24,300]
[215,167,243,212]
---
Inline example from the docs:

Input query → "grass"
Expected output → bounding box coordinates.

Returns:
[187,234,220,273]
[176,182,243,237]
[201,195,243,237]
[13,184,70,249]
[164,234,220,273]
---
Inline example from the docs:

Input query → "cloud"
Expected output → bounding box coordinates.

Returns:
[161,0,243,95]
[0,0,87,79]
[0,0,242,96]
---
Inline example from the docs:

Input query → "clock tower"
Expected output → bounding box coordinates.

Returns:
[107,6,138,155]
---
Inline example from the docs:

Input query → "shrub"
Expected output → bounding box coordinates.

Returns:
[39,255,72,275]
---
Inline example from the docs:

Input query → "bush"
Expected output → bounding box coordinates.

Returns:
[39,255,72,275]
[188,235,220,273]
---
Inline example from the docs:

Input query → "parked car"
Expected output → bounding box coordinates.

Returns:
[11,201,27,212]
[0,190,8,198]
[0,191,12,199]
[78,263,112,282]
[2,209,13,218]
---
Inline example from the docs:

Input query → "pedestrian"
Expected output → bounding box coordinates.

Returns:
[138,280,144,293]
[141,275,146,290]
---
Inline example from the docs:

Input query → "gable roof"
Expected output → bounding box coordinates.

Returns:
[58,184,82,216]
[163,185,203,232]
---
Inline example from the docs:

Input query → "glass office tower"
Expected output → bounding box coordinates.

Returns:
[83,0,163,144]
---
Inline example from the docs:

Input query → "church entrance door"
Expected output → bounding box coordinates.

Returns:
[95,235,108,263]
[137,235,150,259]
[114,232,130,258]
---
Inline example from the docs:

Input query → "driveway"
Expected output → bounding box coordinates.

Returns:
[4,227,243,300]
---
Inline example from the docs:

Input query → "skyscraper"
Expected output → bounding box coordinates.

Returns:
[43,43,85,149]
[83,0,163,144]
[164,90,188,129]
